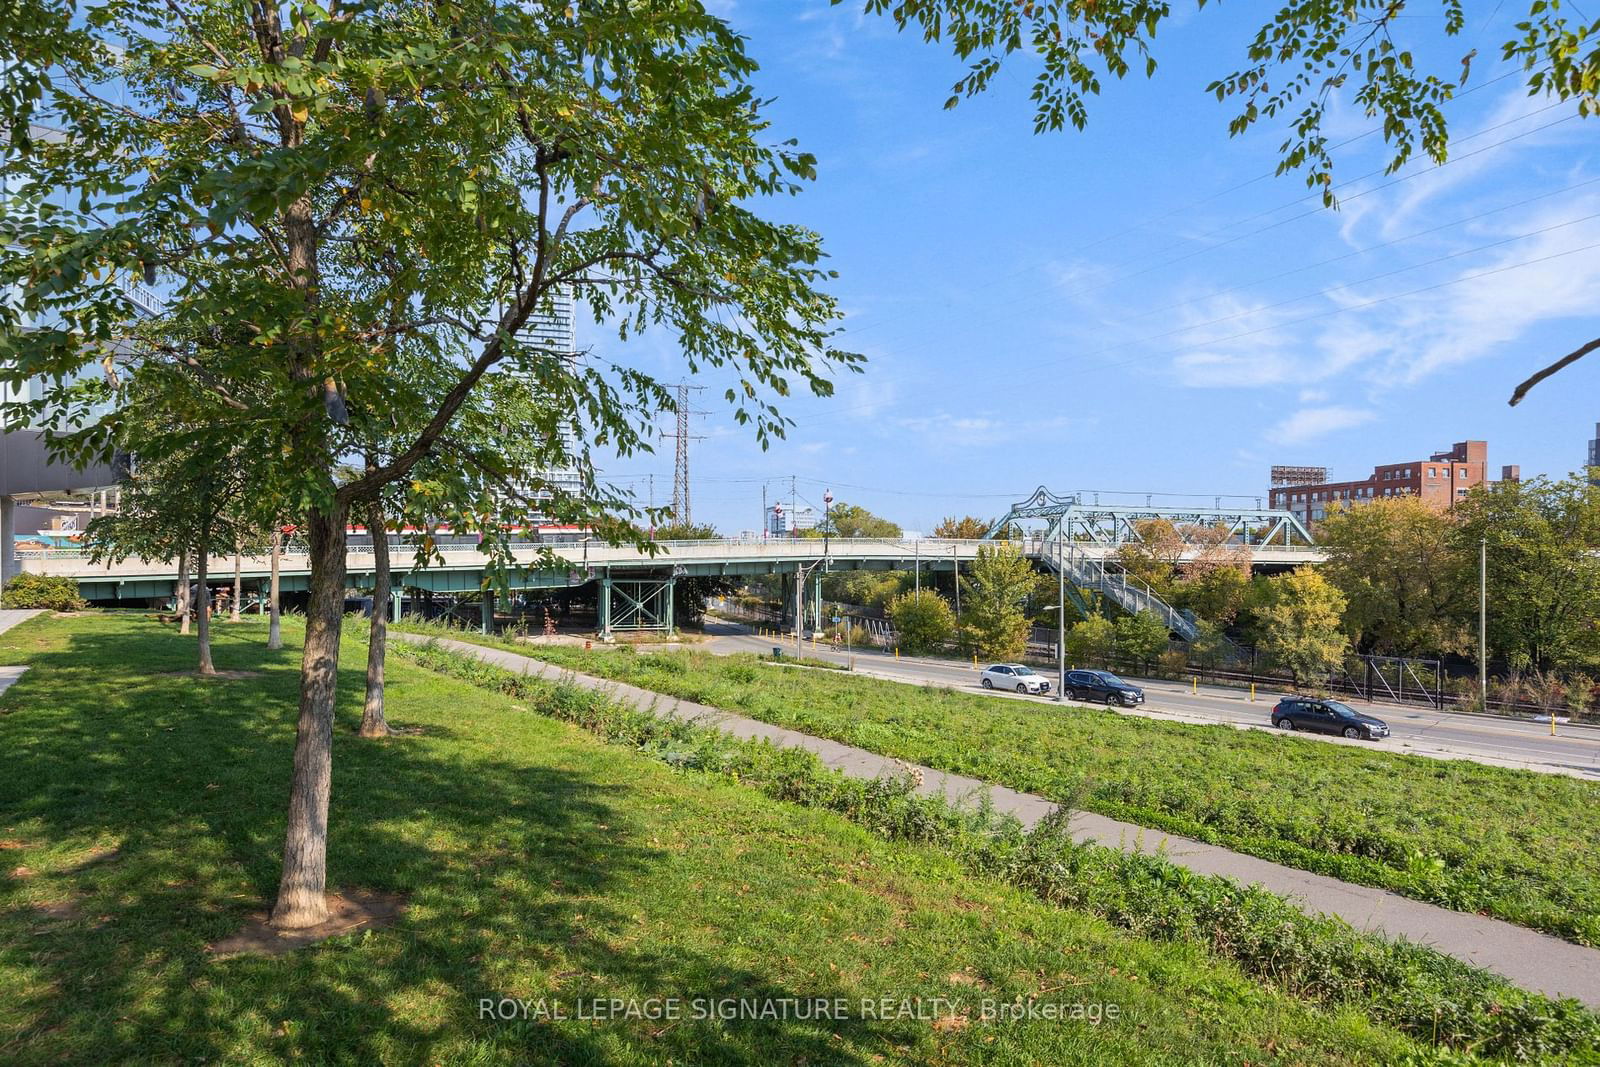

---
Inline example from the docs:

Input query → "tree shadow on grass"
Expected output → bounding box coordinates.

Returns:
[0,619,907,1064]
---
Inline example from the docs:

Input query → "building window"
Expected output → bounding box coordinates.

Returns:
[1428,467,1437,478]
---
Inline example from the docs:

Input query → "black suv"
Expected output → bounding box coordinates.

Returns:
[1270,698,1389,740]
[1063,670,1145,707]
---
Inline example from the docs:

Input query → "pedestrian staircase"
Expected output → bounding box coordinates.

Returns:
[1035,542,1200,641]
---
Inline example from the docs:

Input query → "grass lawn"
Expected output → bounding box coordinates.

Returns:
[0,613,1429,1064]
[439,633,1600,946]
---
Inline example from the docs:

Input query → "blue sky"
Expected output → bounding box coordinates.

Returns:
[587,2,1600,535]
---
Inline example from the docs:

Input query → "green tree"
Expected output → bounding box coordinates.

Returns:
[86,400,263,677]
[1317,496,1468,657]
[888,590,955,654]
[932,515,989,539]
[653,522,719,541]
[1113,519,1181,601]
[1063,614,1116,667]
[813,502,901,539]
[1171,566,1250,627]
[1259,569,1349,687]
[1114,610,1169,667]
[821,570,906,613]
[1187,618,1230,672]
[1452,475,1600,672]
[960,543,1035,659]
[4,2,856,929]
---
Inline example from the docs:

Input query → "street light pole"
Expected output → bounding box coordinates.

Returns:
[823,490,833,564]
[1479,535,1487,707]
[1056,523,1065,703]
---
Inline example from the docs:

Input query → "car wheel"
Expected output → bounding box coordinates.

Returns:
[1017,682,1029,694]
[981,677,993,689]
[1104,693,1118,706]
[1342,726,1362,739]
[1276,718,1295,730]
[1066,689,1079,701]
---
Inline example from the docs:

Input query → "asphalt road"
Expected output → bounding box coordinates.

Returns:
[701,624,1600,781]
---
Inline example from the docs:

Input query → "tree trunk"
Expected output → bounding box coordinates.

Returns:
[270,501,348,929]
[196,545,215,675]
[177,547,191,635]
[231,544,242,622]
[360,498,391,738]
[268,529,283,650]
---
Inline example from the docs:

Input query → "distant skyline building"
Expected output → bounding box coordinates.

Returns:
[1269,440,1518,524]
[1587,423,1600,481]
[512,287,582,514]
[765,503,819,536]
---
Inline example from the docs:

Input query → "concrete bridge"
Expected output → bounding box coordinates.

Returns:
[19,533,1325,633]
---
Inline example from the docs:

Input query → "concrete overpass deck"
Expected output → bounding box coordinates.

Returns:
[18,536,1326,602]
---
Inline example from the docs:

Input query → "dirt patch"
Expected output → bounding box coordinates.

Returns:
[34,899,82,921]
[208,889,407,957]
[157,670,263,681]
[353,724,426,737]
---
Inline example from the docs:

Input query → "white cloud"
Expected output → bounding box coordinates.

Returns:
[1266,405,1375,446]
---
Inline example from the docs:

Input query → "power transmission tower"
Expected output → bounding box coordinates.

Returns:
[663,383,705,526]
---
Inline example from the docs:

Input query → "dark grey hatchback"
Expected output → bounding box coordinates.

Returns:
[1271,698,1389,740]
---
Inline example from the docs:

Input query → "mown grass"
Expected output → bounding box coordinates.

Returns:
[428,630,1600,947]
[0,613,1429,1065]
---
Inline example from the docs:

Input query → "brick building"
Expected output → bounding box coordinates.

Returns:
[1269,441,1519,524]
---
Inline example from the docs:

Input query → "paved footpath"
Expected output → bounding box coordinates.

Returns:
[400,633,1600,1009]
[0,610,42,697]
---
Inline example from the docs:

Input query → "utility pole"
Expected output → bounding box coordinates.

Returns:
[662,383,705,526]
[1479,535,1488,707]
[952,544,960,618]
[1056,520,1066,703]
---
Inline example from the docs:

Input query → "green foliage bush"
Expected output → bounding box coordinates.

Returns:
[1,573,87,611]
[1113,610,1169,666]
[397,637,1600,1062]
[887,589,954,654]
[1063,614,1115,666]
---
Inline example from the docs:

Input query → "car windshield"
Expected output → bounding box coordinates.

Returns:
[1012,666,1035,675]
[1093,672,1124,685]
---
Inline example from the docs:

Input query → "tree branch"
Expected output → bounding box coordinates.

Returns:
[1509,335,1600,406]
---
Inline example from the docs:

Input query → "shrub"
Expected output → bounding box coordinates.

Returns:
[886,589,954,654]
[1157,649,1189,679]
[1063,614,1115,666]
[1,573,86,611]
[1114,610,1169,666]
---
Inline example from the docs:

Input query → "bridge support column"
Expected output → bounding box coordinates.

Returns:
[391,590,401,623]
[599,577,612,640]
[0,495,14,604]
[665,577,676,635]
[480,589,495,635]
